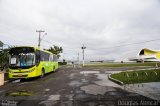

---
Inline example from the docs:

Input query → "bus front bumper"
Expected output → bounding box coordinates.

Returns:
[8,71,37,79]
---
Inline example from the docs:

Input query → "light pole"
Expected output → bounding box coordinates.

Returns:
[36,30,45,48]
[82,45,86,66]
[77,52,80,67]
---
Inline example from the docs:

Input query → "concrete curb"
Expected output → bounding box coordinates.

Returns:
[108,74,124,85]
[126,67,160,72]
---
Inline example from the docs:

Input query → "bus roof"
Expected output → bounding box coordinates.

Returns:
[10,46,55,55]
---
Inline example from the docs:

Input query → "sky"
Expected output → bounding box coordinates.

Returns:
[0,0,160,61]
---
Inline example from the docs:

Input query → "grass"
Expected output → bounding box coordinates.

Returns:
[84,62,160,68]
[110,69,160,84]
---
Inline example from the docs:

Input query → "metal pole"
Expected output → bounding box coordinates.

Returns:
[78,52,80,67]
[38,32,41,47]
[82,45,86,66]
[83,49,84,66]
[36,30,45,48]
[73,57,75,68]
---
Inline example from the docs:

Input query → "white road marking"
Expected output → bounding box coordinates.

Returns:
[48,95,60,100]
[45,89,50,92]
[80,71,100,74]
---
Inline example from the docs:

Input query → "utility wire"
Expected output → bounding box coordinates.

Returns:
[43,37,160,50]
[89,38,160,50]
[42,39,80,50]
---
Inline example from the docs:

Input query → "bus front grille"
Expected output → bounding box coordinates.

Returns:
[13,75,28,77]
[13,72,27,73]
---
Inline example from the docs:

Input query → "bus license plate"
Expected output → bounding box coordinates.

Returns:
[18,74,23,76]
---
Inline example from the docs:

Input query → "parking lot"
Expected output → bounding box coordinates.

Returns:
[0,65,159,106]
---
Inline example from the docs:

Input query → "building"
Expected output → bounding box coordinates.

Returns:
[129,48,160,62]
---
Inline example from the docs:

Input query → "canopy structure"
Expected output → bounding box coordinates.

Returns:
[129,48,160,62]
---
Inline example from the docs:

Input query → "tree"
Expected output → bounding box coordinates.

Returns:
[0,40,3,47]
[0,41,14,70]
[0,48,10,68]
[0,41,9,70]
[47,45,63,58]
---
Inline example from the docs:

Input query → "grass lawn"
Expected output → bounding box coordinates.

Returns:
[110,69,160,84]
[84,62,160,68]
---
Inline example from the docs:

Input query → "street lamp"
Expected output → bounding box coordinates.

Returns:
[82,45,86,66]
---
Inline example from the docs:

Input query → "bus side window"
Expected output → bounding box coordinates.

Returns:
[49,55,53,61]
[53,55,55,62]
[36,50,40,65]
[53,55,57,62]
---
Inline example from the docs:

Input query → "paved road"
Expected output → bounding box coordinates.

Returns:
[0,66,159,106]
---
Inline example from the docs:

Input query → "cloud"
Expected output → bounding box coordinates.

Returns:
[0,0,160,61]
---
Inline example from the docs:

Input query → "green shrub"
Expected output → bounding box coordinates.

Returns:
[111,69,160,84]
[58,62,67,65]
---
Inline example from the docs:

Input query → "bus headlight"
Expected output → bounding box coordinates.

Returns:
[29,68,35,73]
[9,71,13,74]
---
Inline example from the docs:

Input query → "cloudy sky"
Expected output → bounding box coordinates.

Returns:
[0,0,160,61]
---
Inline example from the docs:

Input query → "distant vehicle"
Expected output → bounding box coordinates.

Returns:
[8,46,58,79]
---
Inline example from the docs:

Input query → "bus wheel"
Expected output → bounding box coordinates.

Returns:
[53,66,55,72]
[41,68,45,78]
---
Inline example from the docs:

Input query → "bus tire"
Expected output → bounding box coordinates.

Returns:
[41,68,45,78]
[53,66,55,72]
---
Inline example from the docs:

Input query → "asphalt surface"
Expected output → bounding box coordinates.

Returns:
[0,66,159,106]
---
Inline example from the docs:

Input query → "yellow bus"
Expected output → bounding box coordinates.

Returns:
[8,46,58,79]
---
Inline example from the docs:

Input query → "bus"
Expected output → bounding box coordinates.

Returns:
[8,46,58,79]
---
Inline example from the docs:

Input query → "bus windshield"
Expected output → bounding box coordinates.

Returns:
[9,47,35,68]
